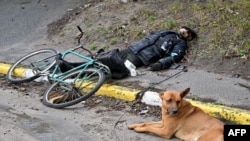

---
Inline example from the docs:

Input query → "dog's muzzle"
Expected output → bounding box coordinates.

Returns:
[168,107,178,115]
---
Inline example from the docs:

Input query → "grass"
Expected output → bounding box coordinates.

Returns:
[64,0,249,61]
[109,38,117,45]
[90,43,97,50]
[100,44,107,50]
[188,0,250,57]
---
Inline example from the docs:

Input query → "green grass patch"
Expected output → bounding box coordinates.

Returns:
[168,0,250,58]
[110,38,117,45]
[90,43,97,50]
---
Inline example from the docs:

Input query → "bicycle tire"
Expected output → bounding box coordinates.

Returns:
[42,68,105,109]
[6,48,58,84]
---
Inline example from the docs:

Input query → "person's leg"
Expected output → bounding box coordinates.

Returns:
[119,48,130,60]
[119,48,143,67]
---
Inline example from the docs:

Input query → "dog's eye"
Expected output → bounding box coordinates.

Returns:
[166,99,172,103]
[176,101,180,104]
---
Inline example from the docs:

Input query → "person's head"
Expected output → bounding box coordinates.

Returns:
[179,26,197,41]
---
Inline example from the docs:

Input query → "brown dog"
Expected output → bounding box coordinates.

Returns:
[128,88,224,141]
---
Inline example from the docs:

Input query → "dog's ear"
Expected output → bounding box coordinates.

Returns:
[180,88,190,98]
[159,91,165,99]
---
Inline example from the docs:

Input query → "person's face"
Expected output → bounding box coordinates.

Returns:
[179,28,192,41]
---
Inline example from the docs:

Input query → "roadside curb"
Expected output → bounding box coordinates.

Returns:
[142,91,250,124]
[1,62,250,124]
[189,99,250,124]
[0,62,140,101]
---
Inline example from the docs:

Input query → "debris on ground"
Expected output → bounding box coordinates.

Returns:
[0,75,161,118]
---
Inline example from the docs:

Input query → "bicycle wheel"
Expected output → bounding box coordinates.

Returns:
[6,48,58,84]
[43,68,105,109]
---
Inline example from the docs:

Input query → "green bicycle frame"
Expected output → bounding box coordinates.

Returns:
[48,45,110,84]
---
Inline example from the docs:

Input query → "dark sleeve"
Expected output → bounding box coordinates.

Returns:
[158,39,187,69]
[129,31,163,54]
[150,30,165,35]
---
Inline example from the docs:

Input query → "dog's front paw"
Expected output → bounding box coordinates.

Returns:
[128,124,136,130]
[128,124,148,133]
[128,123,145,130]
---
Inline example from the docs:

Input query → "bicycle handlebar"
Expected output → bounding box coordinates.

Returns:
[74,26,94,58]
[77,26,83,33]
[77,26,84,44]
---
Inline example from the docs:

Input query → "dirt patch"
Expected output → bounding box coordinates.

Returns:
[47,0,250,80]
[47,6,83,39]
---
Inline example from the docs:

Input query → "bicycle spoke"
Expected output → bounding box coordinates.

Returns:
[43,68,105,108]
[6,49,57,83]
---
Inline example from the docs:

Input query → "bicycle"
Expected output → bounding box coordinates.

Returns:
[6,26,111,109]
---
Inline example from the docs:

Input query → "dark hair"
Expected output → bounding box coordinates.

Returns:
[181,26,198,40]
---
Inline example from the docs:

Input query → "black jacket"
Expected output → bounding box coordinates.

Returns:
[128,30,187,69]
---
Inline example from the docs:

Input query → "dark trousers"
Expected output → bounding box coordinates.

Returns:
[119,48,143,68]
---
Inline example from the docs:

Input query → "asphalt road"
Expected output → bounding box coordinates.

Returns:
[0,0,85,61]
[0,1,180,141]
[0,0,249,141]
[0,0,248,109]
[0,87,173,141]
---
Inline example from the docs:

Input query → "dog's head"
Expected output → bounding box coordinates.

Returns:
[160,88,190,115]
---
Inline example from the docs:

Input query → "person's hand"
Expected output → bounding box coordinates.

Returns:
[149,62,163,71]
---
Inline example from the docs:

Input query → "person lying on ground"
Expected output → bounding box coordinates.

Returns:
[119,26,198,71]
[96,26,198,79]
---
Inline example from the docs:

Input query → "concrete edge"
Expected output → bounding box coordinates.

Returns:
[1,62,250,124]
[0,62,140,101]
[0,63,12,75]
[189,99,250,124]
[142,91,250,124]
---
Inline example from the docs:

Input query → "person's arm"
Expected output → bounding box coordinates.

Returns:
[150,39,187,71]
